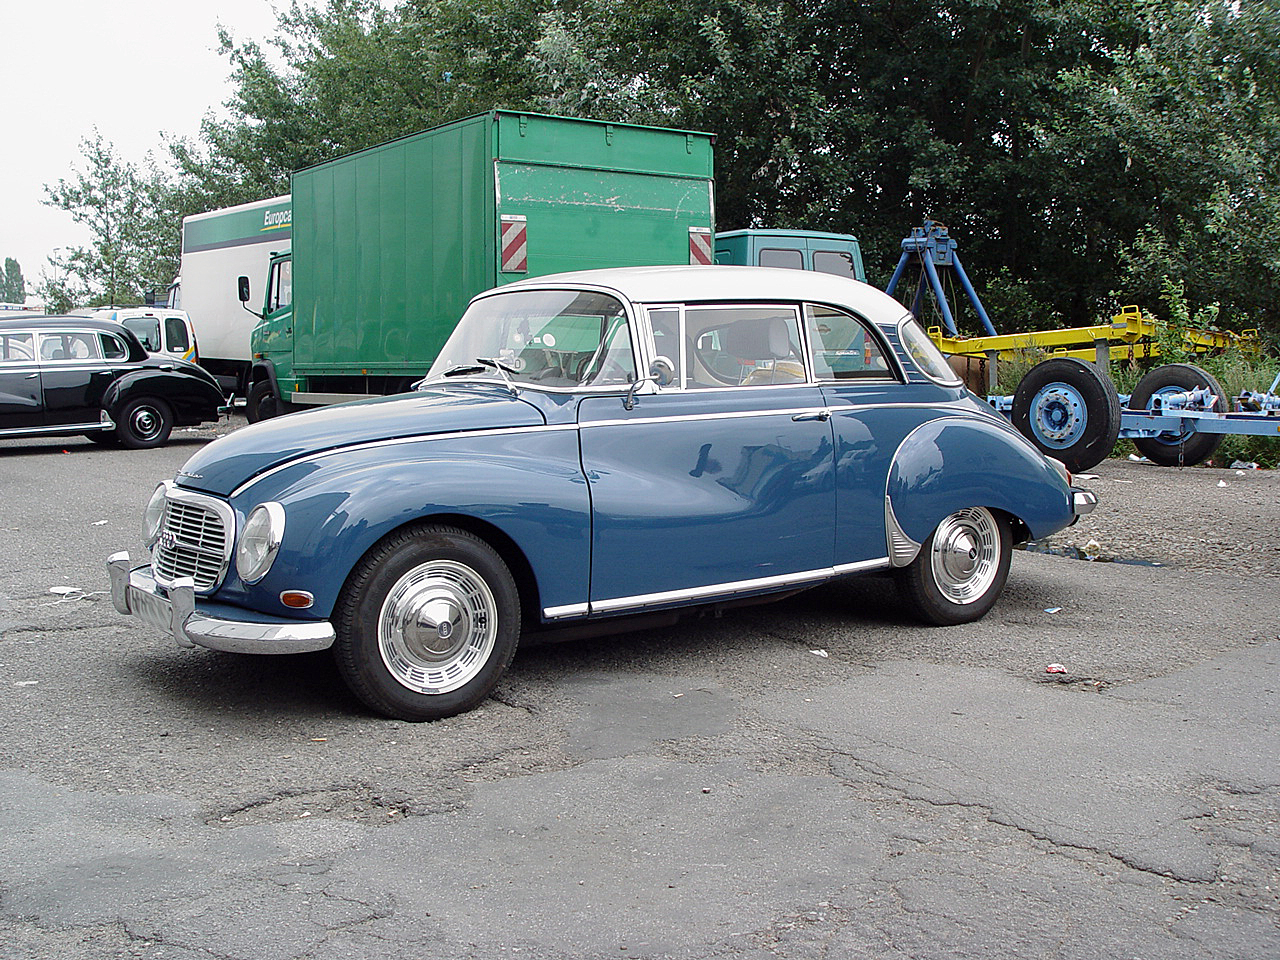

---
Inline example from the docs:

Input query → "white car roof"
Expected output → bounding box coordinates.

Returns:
[495,266,912,325]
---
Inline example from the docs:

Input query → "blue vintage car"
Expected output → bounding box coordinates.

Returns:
[108,266,1095,720]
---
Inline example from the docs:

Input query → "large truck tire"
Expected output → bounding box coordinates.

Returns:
[1011,357,1121,473]
[1128,363,1227,467]
[246,380,288,423]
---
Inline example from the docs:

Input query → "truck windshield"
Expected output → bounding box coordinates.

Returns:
[427,289,637,388]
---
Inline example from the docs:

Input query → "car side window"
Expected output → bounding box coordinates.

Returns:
[39,332,102,362]
[805,304,893,380]
[645,307,682,385]
[758,248,803,270]
[1,332,34,362]
[100,333,130,361]
[685,305,806,388]
[164,317,190,352]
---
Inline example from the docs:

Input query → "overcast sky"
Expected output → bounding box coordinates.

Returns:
[1,0,284,301]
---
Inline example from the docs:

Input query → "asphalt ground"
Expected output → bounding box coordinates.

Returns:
[0,421,1277,959]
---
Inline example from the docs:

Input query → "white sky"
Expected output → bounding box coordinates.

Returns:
[1,0,285,301]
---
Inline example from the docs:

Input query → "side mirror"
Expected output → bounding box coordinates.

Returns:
[624,356,677,410]
[237,276,251,303]
[649,356,676,386]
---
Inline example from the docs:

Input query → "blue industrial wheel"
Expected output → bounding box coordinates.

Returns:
[1011,358,1120,472]
[1129,363,1227,467]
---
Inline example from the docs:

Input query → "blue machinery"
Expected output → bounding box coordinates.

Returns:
[885,221,998,337]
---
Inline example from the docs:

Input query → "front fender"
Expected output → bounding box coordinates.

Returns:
[217,429,591,620]
[887,417,1075,550]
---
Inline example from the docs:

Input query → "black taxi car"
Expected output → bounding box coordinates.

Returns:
[0,316,225,448]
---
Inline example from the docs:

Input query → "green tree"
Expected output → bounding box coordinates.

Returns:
[0,258,24,303]
[42,131,179,307]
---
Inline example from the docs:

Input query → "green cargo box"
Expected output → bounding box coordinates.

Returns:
[290,110,715,377]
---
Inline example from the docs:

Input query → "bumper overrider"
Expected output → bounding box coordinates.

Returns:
[1072,487,1098,517]
[107,552,335,655]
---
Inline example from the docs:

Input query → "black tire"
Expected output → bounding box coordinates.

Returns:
[1129,363,1227,467]
[84,431,120,446]
[114,397,173,449]
[1011,358,1121,473]
[897,507,1012,626]
[333,524,521,721]
[246,379,288,423]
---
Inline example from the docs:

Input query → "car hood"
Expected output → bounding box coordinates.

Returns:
[175,387,546,497]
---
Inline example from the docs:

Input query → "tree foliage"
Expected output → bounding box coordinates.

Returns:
[44,0,1280,334]
[1,258,24,304]
[41,132,179,308]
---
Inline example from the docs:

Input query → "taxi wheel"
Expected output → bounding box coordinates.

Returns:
[897,507,1011,626]
[115,398,173,449]
[333,524,521,721]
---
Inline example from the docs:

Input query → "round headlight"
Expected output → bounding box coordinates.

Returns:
[236,502,285,584]
[143,483,168,546]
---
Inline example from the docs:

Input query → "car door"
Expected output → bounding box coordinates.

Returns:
[0,331,41,431]
[36,330,114,427]
[578,302,836,614]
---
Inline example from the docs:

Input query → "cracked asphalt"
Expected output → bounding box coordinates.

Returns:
[1,425,1277,959]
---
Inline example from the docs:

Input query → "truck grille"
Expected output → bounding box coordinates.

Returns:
[153,495,231,592]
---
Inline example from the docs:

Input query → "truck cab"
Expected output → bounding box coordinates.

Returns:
[241,252,295,421]
[715,229,866,281]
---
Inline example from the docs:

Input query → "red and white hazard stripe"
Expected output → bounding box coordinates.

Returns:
[500,215,528,273]
[689,227,712,265]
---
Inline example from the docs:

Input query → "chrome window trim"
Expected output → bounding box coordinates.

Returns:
[152,482,236,594]
[896,315,963,387]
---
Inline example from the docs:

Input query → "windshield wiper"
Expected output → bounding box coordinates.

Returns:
[475,357,519,394]
[441,364,487,377]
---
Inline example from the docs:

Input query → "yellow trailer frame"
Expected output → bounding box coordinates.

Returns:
[928,306,1260,392]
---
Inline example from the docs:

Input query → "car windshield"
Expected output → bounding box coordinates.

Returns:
[427,289,637,388]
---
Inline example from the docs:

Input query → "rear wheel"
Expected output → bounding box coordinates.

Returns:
[1011,357,1121,472]
[115,397,173,449]
[897,507,1012,626]
[1129,363,1227,467]
[333,524,521,721]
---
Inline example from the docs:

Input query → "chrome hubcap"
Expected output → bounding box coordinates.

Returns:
[378,560,497,695]
[930,507,999,604]
[131,406,162,440]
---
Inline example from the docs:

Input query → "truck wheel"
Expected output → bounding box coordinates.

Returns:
[332,524,521,721]
[1011,357,1121,472]
[1129,363,1227,466]
[246,380,283,423]
[896,507,1011,626]
[115,398,173,449]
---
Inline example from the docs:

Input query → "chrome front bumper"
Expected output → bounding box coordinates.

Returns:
[107,552,335,655]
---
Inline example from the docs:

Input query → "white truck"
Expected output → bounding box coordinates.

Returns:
[169,195,291,396]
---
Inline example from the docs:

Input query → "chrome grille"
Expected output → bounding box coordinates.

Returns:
[153,495,231,591]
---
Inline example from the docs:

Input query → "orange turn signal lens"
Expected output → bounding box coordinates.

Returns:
[280,590,315,609]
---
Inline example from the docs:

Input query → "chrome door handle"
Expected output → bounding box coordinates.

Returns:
[792,409,831,422]
[25,373,38,379]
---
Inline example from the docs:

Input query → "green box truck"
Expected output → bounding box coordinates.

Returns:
[241,110,714,419]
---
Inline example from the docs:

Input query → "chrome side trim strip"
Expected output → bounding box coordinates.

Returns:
[833,557,893,576]
[543,602,591,620]
[592,565,839,615]
[582,407,830,430]
[0,421,110,438]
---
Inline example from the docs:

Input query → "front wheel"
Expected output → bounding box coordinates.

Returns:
[897,507,1011,626]
[245,380,281,423]
[333,524,521,721]
[115,397,173,449]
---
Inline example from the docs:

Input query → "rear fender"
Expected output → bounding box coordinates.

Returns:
[102,369,224,423]
[886,417,1075,562]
